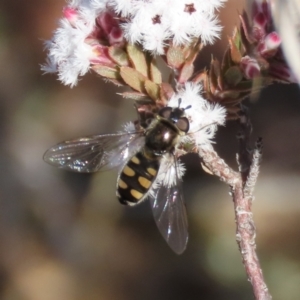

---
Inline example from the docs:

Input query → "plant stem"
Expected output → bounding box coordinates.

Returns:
[232,180,272,300]
[199,147,272,299]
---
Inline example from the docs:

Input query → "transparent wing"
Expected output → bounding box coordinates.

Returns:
[149,156,188,254]
[43,131,145,172]
[272,0,300,84]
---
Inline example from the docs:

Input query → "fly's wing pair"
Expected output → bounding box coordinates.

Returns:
[43,132,145,172]
[44,132,188,254]
[149,156,188,254]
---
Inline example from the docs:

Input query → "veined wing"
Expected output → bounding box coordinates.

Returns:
[149,156,188,254]
[43,131,145,172]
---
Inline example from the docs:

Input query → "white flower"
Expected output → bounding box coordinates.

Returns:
[42,0,226,84]
[154,155,186,188]
[150,82,226,190]
[111,0,226,54]
[42,0,113,87]
[168,82,226,150]
[41,18,93,87]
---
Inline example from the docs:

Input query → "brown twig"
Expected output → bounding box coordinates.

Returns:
[233,180,271,300]
[199,142,271,299]
[236,105,253,183]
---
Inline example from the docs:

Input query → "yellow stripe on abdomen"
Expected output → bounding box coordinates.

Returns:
[123,166,135,177]
[130,189,143,200]
[131,156,140,164]
[138,176,152,189]
[147,167,157,177]
[118,179,128,189]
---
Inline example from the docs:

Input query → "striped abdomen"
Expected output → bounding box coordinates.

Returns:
[117,151,160,205]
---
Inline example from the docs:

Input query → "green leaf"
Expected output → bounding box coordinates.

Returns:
[92,65,120,79]
[120,66,146,92]
[127,44,148,77]
[229,36,242,64]
[224,66,243,86]
[232,27,242,51]
[178,63,194,83]
[119,92,148,100]
[145,80,160,101]
[108,46,130,66]
[149,58,162,84]
[167,46,185,69]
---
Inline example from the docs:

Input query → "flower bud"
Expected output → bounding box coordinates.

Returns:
[240,56,261,79]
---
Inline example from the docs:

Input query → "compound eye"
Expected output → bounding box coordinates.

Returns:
[159,107,172,119]
[176,117,189,133]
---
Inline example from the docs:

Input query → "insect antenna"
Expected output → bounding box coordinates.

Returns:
[178,98,182,108]
[177,98,191,111]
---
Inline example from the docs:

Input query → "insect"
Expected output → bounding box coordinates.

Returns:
[44,101,190,254]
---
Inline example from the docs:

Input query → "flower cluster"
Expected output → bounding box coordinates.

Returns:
[239,0,297,82]
[42,0,123,86]
[192,0,299,122]
[42,0,225,87]
[114,0,225,54]
[42,0,228,190]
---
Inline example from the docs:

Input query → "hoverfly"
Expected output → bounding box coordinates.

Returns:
[44,100,190,254]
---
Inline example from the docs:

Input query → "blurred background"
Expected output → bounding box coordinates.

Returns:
[0,0,300,299]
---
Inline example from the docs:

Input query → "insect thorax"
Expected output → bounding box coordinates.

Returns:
[144,118,180,157]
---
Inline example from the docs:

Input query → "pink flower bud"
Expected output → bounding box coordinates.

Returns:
[257,31,281,58]
[252,0,271,22]
[265,32,281,50]
[96,12,124,45]
[252,12,268,40]
[63,7,79,26]
[254,31,280,58]
[240,56,261,79]
[108,26,124,45]
[254,12,268,29]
